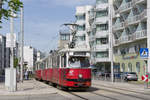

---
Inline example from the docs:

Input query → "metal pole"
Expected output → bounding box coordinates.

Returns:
[20,6,24,82]
[10,12,14,69]
[9,10,17,92]
[109,0,114,83]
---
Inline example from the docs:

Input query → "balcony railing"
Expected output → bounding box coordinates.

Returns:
[86,27,91,33]
[125,9,147,25]
[113,22,125,31]
[133,30,147,40]
[89,36,95,42]
[115,30,147,46]
[95,17,108,24]
[132,0,146,5]
[95,57,110,63]
[94,44,109,51]
[95,30,109,38]
[116,2,132,13]
[95,3,108,11]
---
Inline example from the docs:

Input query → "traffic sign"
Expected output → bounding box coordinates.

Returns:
[140,48,149,59]
[142,75,148,82]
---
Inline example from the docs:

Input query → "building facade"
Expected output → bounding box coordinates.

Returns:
[58,26,71,50]
[112,0,149,78]
[0,34,6,74]
[88,0,112,72]
[24,46,37,72]
[75,5,92,53]
[37,50,45,61]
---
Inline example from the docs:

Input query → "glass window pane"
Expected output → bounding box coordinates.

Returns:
[122,63,125,72]
[136,62,140,73]
[96,10,108,18]
[96,51,108,58]
[128,63,132,72]
[96,0,108,4]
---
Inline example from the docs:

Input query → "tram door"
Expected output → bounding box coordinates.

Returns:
[60,54,67,85]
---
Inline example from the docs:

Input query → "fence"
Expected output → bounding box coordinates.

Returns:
[92,72,126,82]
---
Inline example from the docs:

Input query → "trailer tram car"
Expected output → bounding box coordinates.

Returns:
[35,50,91,90]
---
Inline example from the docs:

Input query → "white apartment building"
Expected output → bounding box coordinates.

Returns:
[88,0,112,72]
[58,26,71,50]
[24,46,37,72]
[112,0,150,77]
[37,51,45,61]
[74,5,92,53]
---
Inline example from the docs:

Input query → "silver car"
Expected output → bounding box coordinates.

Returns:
[123,72,138,81]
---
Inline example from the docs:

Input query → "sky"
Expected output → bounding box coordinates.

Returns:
[0,0,95,53]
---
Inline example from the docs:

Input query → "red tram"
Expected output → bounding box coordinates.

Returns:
[35,50,91,90]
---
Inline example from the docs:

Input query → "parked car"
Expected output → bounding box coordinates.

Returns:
[123,72,138,81]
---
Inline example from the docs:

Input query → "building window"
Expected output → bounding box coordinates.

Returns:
[136,62,140,73]
[76,14,85,20]
[96,51,109,58]
[128,63,132,72]
[96,24,108,31]
[61,34,70,40]
[101,38,108,44]
[96,38,101,44]
[122,63,125,72]
[96,10,108,18]
[77,35,86,41]
[96,0,108,4]
[77,25,85,31]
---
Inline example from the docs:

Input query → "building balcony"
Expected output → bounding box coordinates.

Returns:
[95,17,108,24]
[89,14,95,20]
[125,10,147,26]
[76,20,85,25]
[95,57,110,63]
[133,30,147,40]
[132,0,146,5]
[89,36,95,42]
[95,30,109,38]
[95,3,108,11]
[86,27,91,33]
[115,2,132,13]
[114,30,147,46]
[94,44,109,51]
[112,22,125,31]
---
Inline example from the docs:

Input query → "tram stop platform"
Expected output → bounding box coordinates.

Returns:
[0,79,57,96]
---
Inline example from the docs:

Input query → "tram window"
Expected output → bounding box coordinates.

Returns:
[61,55,66,68]
[57,56,60,68]
[61,57,64,67]
[64,55,66,67]
[69,57,90,68]
[50,57,52,68]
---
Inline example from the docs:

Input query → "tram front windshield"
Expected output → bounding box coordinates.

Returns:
[69,57,90,68]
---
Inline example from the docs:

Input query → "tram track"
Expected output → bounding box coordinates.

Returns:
[62,84,150,100]
[39,80,150,100]
[93,84,150,100]
[93,83,150,95]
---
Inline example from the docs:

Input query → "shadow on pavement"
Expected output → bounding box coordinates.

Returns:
[67,87,99,92]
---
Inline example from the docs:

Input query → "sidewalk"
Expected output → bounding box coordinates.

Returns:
[92,80,150,93]
[0,79,57,96]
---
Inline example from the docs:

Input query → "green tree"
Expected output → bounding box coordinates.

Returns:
[14,57,18,68]
[0,0,23,24]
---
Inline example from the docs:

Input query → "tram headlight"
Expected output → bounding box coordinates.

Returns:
[79,74,83,78]
[69,70,74,76]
